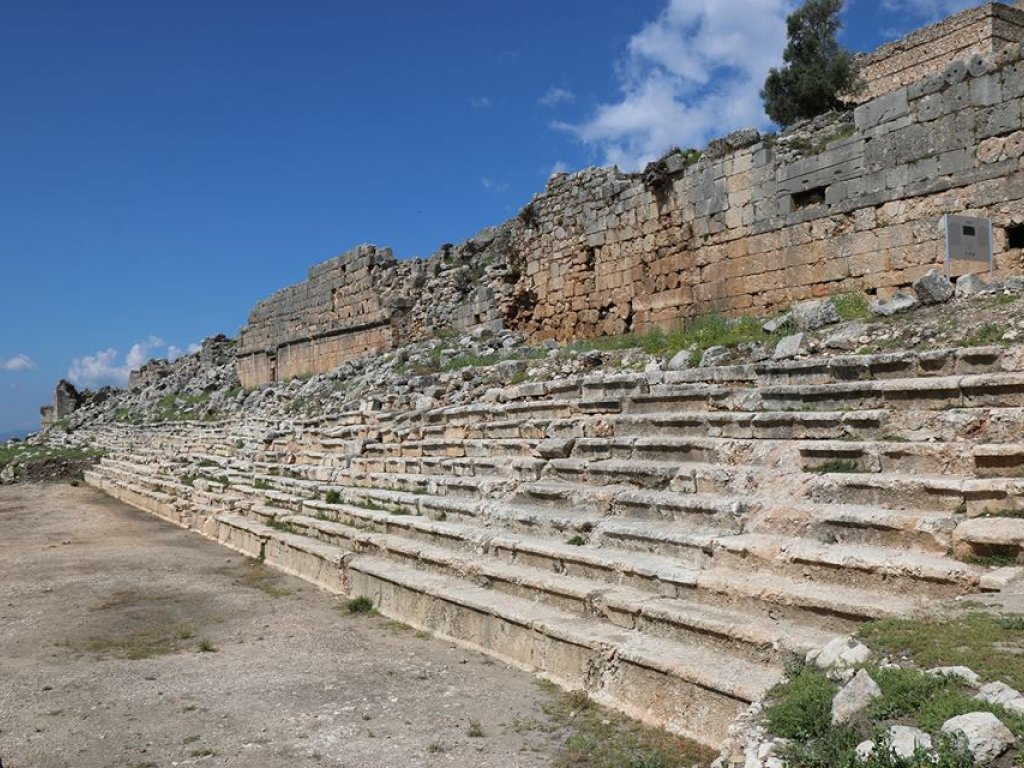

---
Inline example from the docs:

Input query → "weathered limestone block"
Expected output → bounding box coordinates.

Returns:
[941,712,1015,764]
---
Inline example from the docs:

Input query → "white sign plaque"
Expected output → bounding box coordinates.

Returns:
[944,214,993,275]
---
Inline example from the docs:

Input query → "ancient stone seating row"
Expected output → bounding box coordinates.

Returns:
[78,346,1024,746]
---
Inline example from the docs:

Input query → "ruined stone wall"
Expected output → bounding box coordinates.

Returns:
[854,3,1024,104]
[509,43,1024,341]
[235,9,1024,383]
[236,233,518,388]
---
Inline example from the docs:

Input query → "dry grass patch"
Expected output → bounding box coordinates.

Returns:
[59,588,208,660]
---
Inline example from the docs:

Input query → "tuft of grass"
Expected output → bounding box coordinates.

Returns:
[964,552,1019,567]
[233,559,291,598]
[806,459,860,474]
[860,612,1024,691]
[994,292,1019,306]
[764,667,838,741]
[567,535,587,546]
[979,507,1024,519]
[467,720,485,738]
[916,686,1024,734]
[265,517,295,534]
[832,291,871,321]
[962,322,1004,346]
[346,596,375,614]
[867,666,949,721]
[197,637,217,653]
[567,312,779,366]
[323,490,341,505]
[540,682,713,768]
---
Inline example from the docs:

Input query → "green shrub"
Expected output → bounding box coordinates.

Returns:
[346,596,374,614]
[765,667,837,741]
[324,490,341,505]
[832,291,870,321]
[868,666,949,720]
[963,323,1004,346]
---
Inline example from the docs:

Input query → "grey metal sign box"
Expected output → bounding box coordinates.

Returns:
[944,214,993,275]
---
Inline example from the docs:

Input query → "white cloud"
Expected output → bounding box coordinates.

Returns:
[481,177,508,192]
[471,96,493,109]
[1,354,36,372]
[550,160,570,176]
[67,336,197,388]
[561,0,791,170]
[539,87,575,107]
[68,349,128,388]
[125,335,164,370]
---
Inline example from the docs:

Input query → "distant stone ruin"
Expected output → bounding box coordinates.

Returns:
[39,380,81,429]
[236,1,1024,388]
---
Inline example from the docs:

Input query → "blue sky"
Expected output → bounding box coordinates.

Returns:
[0,0,977,432]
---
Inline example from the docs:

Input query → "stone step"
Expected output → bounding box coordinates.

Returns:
[712,533,982,598]
[358,438,536,458]
[760,373,1024,412]
[952,517,1024,562]
[276,512,834,663]
[350,455,517,478]
[611,410,889,441]
[546,458,694,491]
[210,512,779,747]
[752,501,958,553]
[808,472,1024,515]
[291,493,934,625]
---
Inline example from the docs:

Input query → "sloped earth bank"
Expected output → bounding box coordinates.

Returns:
[0,483,710,768]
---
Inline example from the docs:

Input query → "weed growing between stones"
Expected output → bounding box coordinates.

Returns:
[861,613,1024,691]
[806,459,860,473]
[832,291,871,321]
[265,517,296,534]
[764,659,1020,767]
[566,312,784,365]
[536,682,714,768]
[346,596,375,614]
[962,322,1005,347]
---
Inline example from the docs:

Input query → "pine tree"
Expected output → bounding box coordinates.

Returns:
[761,0,858,127]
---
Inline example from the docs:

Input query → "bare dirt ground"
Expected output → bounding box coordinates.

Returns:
[0,483,593,768]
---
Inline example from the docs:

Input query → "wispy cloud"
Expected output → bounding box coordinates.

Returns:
[481,177,508,192]
[549,160,570,176]
[558,0,790,170]
[539,87,575,107]
[881,0,975,24]
[1,354,36,372]
[167,342,201,361]
[471,96,493,109]
[68,349,125,388]
[67,335,197,388]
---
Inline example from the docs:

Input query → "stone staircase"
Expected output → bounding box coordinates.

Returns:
[81,346,1024,748]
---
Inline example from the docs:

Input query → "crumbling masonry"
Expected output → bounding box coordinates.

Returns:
[237,2,1024,388]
